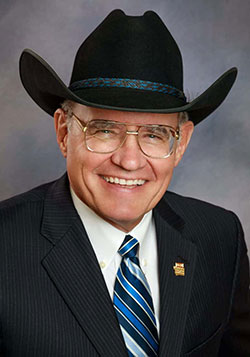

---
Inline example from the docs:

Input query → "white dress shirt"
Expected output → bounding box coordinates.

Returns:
[70,187,160,330]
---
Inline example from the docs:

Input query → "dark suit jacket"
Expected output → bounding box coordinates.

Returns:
[0,174,249,356]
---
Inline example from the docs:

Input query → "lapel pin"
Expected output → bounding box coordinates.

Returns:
[173,262,185,276]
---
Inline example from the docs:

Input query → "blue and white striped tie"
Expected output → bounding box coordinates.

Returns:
[113,235,159,357]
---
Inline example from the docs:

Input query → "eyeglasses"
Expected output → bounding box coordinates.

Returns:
[71,112,180,159]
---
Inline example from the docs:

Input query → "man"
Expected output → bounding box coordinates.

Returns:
[0,9,249,357]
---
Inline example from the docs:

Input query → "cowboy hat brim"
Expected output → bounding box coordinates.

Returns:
[20,48,237,125]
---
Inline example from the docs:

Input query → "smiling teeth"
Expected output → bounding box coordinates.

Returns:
[103,177,146,186]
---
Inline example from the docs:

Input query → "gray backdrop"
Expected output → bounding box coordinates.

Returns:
[1,0,250,250]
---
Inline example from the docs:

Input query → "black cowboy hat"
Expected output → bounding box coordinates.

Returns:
[19,9,237,125]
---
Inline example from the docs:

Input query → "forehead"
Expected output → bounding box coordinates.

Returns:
[73,103,179,126]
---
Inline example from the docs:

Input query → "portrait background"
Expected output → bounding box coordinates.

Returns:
[1,0,249,250]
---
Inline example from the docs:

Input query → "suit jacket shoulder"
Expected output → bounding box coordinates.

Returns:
[160,190,246,251]
[0,179,55,210]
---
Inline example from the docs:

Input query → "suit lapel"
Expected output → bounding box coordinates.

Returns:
[154,196,197,356]
[41,174,127,357]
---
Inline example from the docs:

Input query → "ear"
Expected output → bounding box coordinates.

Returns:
[54,108,68,158]
[174,121,194,167]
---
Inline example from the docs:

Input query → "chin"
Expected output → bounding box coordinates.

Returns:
[103,208,146,229]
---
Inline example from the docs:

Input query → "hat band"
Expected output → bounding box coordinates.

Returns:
[69,77,186,101]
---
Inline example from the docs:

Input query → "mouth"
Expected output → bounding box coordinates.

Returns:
[102,176,146,186]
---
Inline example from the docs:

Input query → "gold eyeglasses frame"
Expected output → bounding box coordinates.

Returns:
[70,112,180,159]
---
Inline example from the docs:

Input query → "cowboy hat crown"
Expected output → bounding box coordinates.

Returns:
[19,9,237,125]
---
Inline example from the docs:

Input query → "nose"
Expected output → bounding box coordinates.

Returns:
[111,133,147,171]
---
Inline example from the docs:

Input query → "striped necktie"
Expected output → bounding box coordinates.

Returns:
[113,235,159,357]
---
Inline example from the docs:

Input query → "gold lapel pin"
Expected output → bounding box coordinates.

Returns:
[173,262,185,276]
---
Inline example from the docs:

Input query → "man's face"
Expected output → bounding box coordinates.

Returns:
[55,103,193,232]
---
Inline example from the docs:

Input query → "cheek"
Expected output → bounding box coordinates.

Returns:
[149,158,175,198]
[66,137,88,182]
[66,140,109,187]
[154,157,175,182]
[66,134,92,169]
[157,167,174,195]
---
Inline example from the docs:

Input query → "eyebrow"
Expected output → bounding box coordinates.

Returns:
[72,112,178,130]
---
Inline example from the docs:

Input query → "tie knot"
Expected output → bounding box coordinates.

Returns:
[119,235,139,258]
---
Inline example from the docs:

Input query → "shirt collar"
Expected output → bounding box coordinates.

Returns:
[70,186,153,267]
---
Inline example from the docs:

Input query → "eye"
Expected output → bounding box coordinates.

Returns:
[87,121,123,139]
[94,128,113,135]
[147,133,163,140]
[92,127,115,137]
[140,126,170,142]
